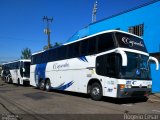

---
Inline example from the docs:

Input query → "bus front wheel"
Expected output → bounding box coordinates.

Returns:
[90,82,102,101]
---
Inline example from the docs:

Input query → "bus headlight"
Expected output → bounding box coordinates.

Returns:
[147,84,152,88]
[126,85,132,88]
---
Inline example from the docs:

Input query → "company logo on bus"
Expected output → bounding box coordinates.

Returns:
[53,62,69,70]
[136,69,141,76]
[122,37,144,48]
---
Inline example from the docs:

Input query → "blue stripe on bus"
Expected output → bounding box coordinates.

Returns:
[78,56,88,62]
[34,63,47,83]
[51,81,74,90]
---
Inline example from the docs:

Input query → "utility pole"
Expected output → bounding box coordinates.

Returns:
[92,0,98,23]
[43,16,53,49]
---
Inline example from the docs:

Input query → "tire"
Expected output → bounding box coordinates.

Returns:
[39,80,45,90]
[4,77,7,83]
[6,77,10,83]
[17,79,20,85]
[90,82,102,101]
[45,80,51,92]
[9,78,13,84]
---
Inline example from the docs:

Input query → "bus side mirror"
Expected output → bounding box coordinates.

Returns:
[115,49,127,66]
[23,68,25,72]
[149,56,159,70]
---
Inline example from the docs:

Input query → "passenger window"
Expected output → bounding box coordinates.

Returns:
[57,46,67,60]
[50,49,57,61]
[80,39,88,56]
[67,44,74,59]
[88,36,97,55]
[73,42,80,57]
[97,33,114,53]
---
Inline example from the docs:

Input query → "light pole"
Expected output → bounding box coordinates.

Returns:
[92,0,98,23]
[43,16,53,49]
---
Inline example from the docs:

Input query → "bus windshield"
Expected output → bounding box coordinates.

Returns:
[119,52,151,80]
[23,62,30,77]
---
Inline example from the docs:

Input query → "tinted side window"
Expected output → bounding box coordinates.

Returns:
[33,55,36,64]
[31,56,34,65]
[57,46,67,60]
[88,36,97,55]
[41,53,44,63]
[50,49,57,62]
[12,62,14,69]
[80,39,88,56]
[36,54,41,64]
[9,63,12,69]
[35,54,39,64]
[46,51,50,63]
[68,44,74,58]
[96,53,117,77]
[73,42,80,57]
[33,55,36,65]
[41,52,47,63]
[97,33,114,53]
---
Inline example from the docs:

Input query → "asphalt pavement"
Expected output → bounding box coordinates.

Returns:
[0,78,160,120]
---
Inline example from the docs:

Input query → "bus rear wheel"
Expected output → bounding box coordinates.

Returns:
[9,78,13,84]
[45,80,51,92]
[90,82,102,101]
[39,80,45,90]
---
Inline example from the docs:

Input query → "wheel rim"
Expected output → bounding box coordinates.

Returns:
[46,83,50,90]
[92,87,100,96]
[40,81,45,89]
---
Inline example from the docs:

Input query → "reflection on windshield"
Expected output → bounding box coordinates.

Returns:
[120,52,151,80]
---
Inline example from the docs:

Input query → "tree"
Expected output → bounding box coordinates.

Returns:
[43,42,61,50]
[43,44,53,50]
[54,42,61,47]
[21,48,32,59]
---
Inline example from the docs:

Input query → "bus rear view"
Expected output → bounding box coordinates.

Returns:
[1,59,31,85]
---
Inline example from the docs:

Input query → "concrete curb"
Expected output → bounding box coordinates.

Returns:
[148,94,160,103]
[148,98,160,103]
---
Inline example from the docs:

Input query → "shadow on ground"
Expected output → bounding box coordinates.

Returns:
[37,88,148,104]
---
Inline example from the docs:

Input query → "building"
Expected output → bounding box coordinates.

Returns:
[67,0,160,92]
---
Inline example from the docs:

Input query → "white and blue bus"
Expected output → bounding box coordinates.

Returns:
[2,59,31,85]
[30,30,159,100]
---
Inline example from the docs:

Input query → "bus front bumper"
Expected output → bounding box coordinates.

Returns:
[117,87,151,98]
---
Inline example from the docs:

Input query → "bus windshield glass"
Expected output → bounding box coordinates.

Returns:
[23,62,30,77]
[119,52,151,80]
[115,32,147,52]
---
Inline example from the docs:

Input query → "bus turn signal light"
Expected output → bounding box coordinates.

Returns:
[120,84,125,89]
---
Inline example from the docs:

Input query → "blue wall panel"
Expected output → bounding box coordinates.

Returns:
[67,1,160,92]
[151,64,160,92]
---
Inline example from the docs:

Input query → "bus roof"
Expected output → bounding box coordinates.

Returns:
[2,59,31,65]
[65,30,142,45]
[32,30,142,56]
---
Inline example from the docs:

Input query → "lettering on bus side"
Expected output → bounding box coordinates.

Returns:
[53,62,70,70]
[107,88,113,92]
[126,80,132,85]
[122,37,144,48]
